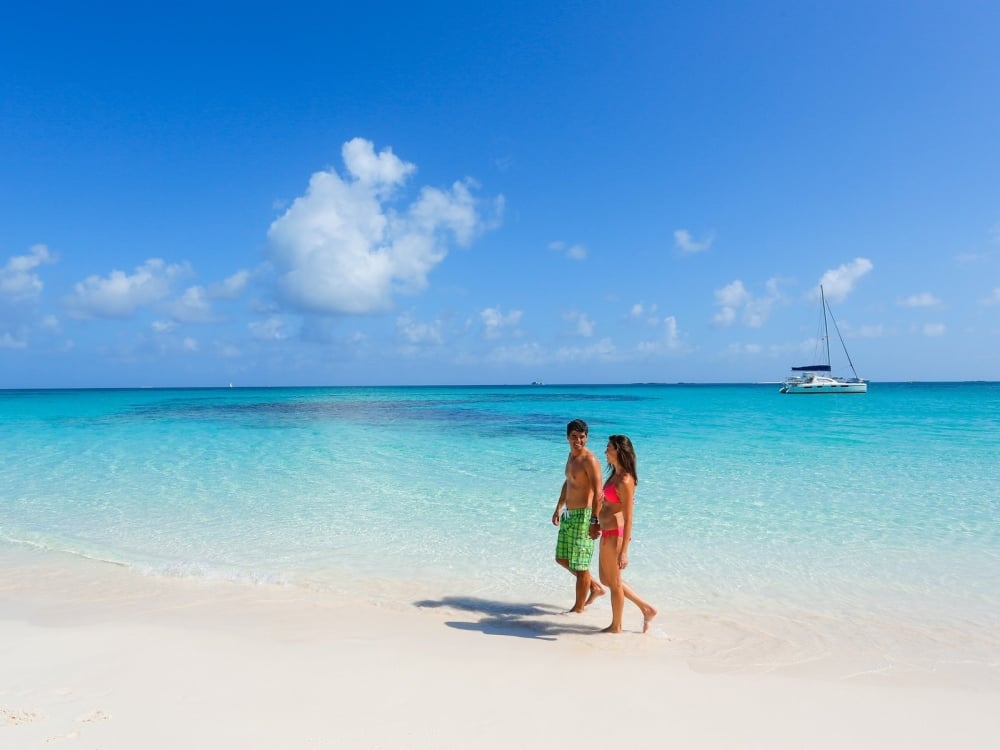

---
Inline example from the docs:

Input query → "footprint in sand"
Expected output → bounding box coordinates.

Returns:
[44,730,80,743]
[76,709,112,723]
[1,707,44,726]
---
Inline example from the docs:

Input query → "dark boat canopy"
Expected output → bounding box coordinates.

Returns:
[791,364,831,372]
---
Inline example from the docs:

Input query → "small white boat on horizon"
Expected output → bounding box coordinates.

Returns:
[780,285,867,394]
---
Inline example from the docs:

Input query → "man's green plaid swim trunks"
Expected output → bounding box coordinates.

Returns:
[555,507,595,571]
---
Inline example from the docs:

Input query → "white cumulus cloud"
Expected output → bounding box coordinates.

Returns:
[713,279,781,328]
[267,138,497,316]
[638,315,681,352]
[480,306,522,339]
[165,286,213,323]
[342,137,416,190]
[817,258,873,303]
[1,244,56,303]
[65,259,191,319]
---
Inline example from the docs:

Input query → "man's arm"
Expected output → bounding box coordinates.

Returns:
[551,481,568,525]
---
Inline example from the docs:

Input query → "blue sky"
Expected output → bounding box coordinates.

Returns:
[2,1,998,387]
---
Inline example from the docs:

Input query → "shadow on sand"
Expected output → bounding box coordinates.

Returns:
[414,595,596,641]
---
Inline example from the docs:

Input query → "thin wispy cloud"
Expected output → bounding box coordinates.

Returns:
[726,342,763,355]
[483,341,546,367]
[0,332,27,350]
[857,324,886,338]
[562,310,595,337]
[674,229,714,254]
[396,312,443,346]
[898,292,941,308]
[922,323,946,337]
[211,270,250,299]
[549,240,587,261]
[554,337,616,362]
[249,316,288,341]
[630,302,660,326]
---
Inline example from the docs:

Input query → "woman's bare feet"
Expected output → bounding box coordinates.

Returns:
[601,624,622,633]
[585,582,605,607]
[641,606,658,633]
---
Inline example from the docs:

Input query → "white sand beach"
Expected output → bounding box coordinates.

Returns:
[2,550,998,750]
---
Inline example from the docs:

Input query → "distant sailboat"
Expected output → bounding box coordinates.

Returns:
[779,285,867,394]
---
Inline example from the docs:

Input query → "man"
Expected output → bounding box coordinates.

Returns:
[552,419,605,612]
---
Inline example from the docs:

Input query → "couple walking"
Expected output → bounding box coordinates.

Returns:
[551,419,657,633]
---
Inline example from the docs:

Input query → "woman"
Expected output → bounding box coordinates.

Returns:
[593,434,657,633]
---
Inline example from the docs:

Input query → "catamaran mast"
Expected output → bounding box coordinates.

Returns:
[821,285,831,367]
[823,285,862,380]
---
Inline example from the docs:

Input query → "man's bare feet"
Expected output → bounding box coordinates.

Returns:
[642,606,658,633]
[584,583,605,607]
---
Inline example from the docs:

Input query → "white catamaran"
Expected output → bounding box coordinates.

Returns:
[780,285,867,394]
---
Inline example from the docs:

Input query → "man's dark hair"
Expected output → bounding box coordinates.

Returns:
[566,419,588,436]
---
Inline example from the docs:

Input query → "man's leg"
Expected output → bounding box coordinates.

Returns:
[557,558,590,613]
[571,569,590,613]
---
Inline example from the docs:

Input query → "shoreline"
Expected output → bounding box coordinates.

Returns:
[3,548,998,749]
[3,542,996,688]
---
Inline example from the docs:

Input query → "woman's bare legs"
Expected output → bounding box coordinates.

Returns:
[622,582,658,633]
[598,535,624,632]
[599,535,656,633]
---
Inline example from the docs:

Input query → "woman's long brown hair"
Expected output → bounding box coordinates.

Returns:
[607,434,638,485]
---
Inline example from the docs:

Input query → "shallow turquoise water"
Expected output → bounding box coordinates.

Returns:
[2,383,998,672]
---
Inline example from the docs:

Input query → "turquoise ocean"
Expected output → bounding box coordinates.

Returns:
[2,383,998,680]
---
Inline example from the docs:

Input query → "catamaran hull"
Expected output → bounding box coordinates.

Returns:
[779,380,868,394]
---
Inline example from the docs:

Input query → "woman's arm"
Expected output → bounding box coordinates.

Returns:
[618,474,636,567]
[588,451,603,521]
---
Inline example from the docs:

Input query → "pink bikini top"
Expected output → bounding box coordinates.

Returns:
[603,482,621,504]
